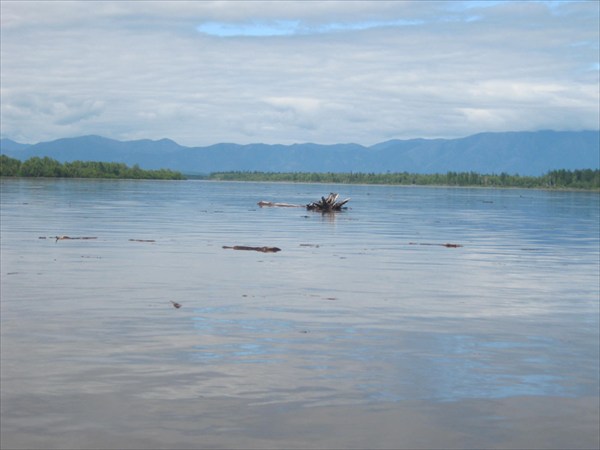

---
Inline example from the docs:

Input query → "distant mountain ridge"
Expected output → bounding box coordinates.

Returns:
[1,130,598,176]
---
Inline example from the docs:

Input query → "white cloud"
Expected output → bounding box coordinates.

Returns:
[1,0,598,145]
[264,97,322,113]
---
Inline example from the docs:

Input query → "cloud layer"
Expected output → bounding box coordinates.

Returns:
[1,1,598,145]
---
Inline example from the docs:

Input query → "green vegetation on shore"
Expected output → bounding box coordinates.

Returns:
[207,169,600,190]
[0,155,185,180]
[2,154,597,189]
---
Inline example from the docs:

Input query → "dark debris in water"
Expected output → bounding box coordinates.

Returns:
[56,236,97,243]
[306,193,350,212]
[38,235,99,242]
[39,236,158,243]
[223,245,281,253]
[408,242,463,248]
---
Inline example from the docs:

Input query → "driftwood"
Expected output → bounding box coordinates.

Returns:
[306,193,350,212]
[222,245,282,253]
[257,193,350,212]
[408,242,463,248]
[258,201,302,208]
[53,236,98,243]
[41,236,158,243]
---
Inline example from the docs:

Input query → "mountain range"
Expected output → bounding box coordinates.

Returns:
[1,130,598,176]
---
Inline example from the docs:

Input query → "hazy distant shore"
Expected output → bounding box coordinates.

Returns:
[200,170,600,191]
[2,154,598,189]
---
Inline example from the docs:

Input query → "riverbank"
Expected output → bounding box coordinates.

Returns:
[201,170,600,190]
[0,155,185,180]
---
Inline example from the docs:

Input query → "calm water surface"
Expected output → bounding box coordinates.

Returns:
[1,178,599,449]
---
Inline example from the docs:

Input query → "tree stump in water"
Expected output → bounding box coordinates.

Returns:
[306,193,350,212]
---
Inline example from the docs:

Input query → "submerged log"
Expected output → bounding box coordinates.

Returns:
[222,245,282,253]
[306,193,350,212]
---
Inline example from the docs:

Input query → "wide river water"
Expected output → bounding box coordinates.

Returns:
[1,178,599,449]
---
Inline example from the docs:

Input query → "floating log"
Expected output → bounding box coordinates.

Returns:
[306,193,350,212]
[54,236,98,243]
[257,201,302,208]
[408,242,463,248]
[222,245,282,253]
[129,239,156,243]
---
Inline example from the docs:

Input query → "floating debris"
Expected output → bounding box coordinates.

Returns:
[170,301,182,309]
[306,193,350,212]
[408,242,463,248]
[129,239,156,243]
[258,193,350,212]
[257,201,302,208]
[222,245,281,253]
[54,236,98,243]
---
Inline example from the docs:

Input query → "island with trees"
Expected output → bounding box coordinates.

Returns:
[0,155,185,180]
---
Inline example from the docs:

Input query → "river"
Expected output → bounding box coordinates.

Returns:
[1,178,598,449]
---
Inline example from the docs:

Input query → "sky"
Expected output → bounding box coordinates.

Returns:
[1,0,598,146]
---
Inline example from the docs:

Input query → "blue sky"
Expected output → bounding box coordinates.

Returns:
[196,18,427,37]
[1,0,598,146]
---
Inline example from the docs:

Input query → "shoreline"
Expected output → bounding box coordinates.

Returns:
[195,177,600,192]
[201,169,600,191]
[2,175,599,192]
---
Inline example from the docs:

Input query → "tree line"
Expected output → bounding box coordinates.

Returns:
[207,169,600,190]
[0,155,185,180]
[2,154,597,188]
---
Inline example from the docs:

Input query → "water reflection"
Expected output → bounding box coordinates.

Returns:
[184,307,583,403]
